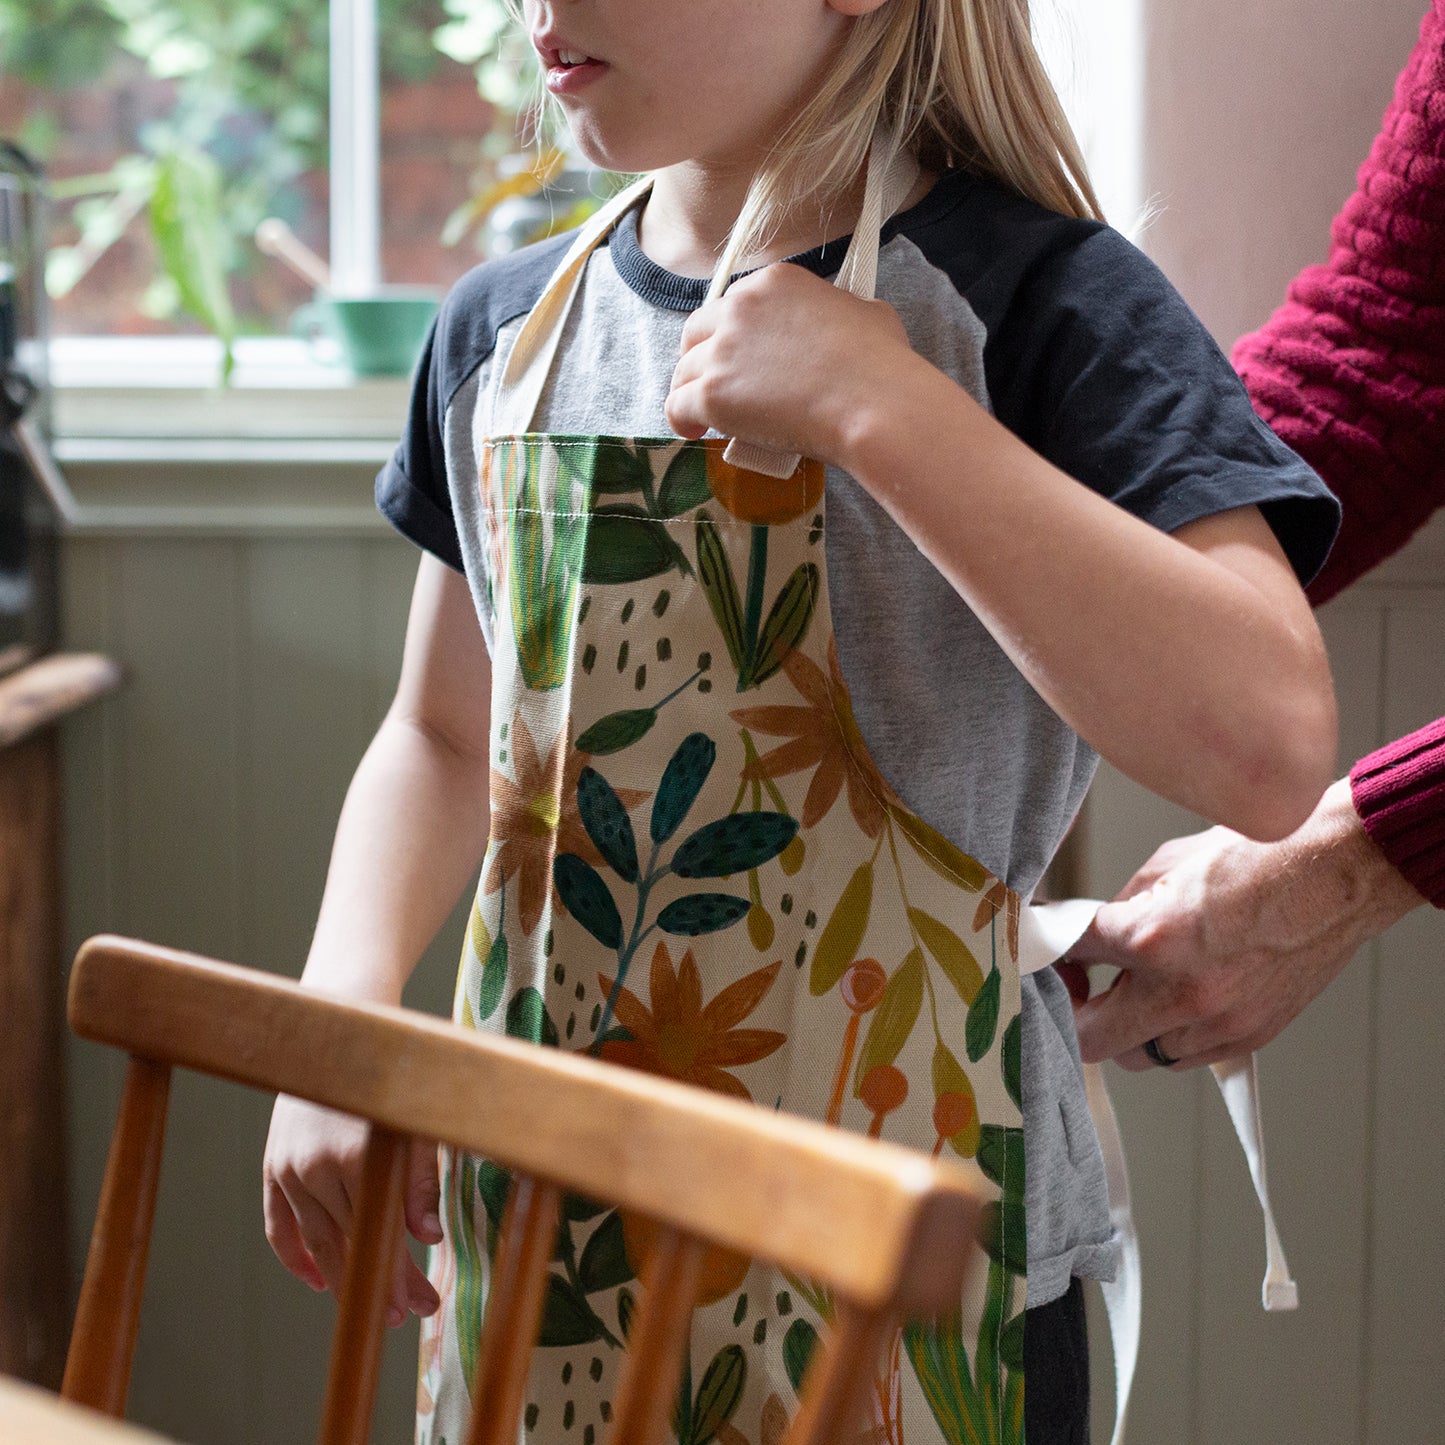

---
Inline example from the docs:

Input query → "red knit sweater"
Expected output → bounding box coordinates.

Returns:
[1232,0,1445,907]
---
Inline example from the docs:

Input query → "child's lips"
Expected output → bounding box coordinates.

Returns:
[536,39,608,95]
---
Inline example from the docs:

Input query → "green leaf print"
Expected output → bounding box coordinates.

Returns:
[696,513,748,674]
[930,1043,981,1158]
[476,1159,512,1231]
[894,810,989,893]
[552,855,624,949]
[979,1199,1027,1278]
[809,860,874,996]
[562,1192,607,1223]
[577,766,642,883]
[588,442,654,495]
[966,966,1002,1063]
[782,1317,819,1396]
[908,906,984,1006]
[750,562,819,686]
[576,707,658,755]
[670,812,799,878]
[1002,1014,1022,1111]
[577,1210,634,1294]
[539,1273,604,1346]
[617,1287,636,1341]
[853,947,924,1093]
[478,930,508,1022]
[656,893,752,936]
[977,1125,1025,1192]
[692,1344,747,1445]
[657,444,711,517]
[999,1310,1026,1373]
[650,732,717,845]
[449,1156,486,1390]
[584,505,681,584]
[505,986,560,1047]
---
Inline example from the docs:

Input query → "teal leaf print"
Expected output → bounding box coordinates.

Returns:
[692,1344,747,1445]
[577,1210,634,1294]
[670,812,799,879]
[977,1125,1025,1192]
[505,986,560,1047]
[577,766,641,883]
[577,707,658,755]
[966,967,1002,1063]
[656,893,752,936]
[584,505,681,584]
[1002,1013,1022,1111]
[751,562,819,686]
[696,513,747,673]
[478,930,508,1022]
[782,1317,819,1395]
[657,444,710,517]
[539,1274,604,1346]
[553,855,624,949]
[651,732,717,845]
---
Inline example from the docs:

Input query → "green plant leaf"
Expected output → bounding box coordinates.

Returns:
[751,563,818,686]
[782,1318,819,1396]
[479,929,508,1022]
[854,947,924,1092]
[505,986,559,1047]
[539,1273,603,1346]
[977,1125,1025,1192]
[651,732,716,844]
[562,1192,607,1222]
[656,893,752,936]
[999,1310,1026,1373]
[1002,1014,1022,1112]
[149,144,236,378]
[577,1210,634,1294]
[588,443,653,495]
[978,1200,1027,1278]
[577,766,641,882]
[809,860,873,996]
[475,1159,512,1230]
[966,967,1002,1063]
[577,707,658,755]
[894,810,988,893]
[552,854,624,949]
[670,811,798,878]
[908,907,984,1006]
[696,513,747,674]
[584,505,677,584]
[451,1156,486,1390]
[657,444,710,517]
[693,1345,747,1445]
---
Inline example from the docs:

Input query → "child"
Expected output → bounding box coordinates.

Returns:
[264,3,1341,1443]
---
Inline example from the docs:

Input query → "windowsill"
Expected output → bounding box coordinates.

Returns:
[51,336,413,449]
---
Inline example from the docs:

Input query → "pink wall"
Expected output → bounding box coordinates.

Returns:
[1140,0,1427,346]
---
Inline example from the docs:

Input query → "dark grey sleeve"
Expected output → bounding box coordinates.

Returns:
[985,225,1341,586]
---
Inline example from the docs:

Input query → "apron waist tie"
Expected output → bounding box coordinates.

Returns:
[1021,899,1299,1445]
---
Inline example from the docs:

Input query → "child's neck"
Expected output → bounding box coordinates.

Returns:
[637,160,939,281]
[637,161,868,280]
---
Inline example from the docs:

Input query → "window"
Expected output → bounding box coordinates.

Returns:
[0,1,530,348]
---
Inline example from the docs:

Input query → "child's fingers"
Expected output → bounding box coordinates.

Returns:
[396,1252,441,1324]
[263,1182,326,1291]
[664,376,711,441]
[280,1185,350,1298]
[678,300,720,356]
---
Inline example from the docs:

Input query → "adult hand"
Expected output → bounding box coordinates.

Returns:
[1068,779,1425,1071]
[263,1094,443,1326]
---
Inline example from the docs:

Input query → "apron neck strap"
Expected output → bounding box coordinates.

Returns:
[492,126,920,443]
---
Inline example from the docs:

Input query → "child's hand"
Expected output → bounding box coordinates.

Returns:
[263,1093,443,1326]
[666,262,923,466]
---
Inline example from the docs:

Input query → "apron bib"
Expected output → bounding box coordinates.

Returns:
[417,138,1033,1445]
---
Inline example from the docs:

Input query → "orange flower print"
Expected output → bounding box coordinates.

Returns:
[485,712,647,936]
[597,942,786,1100]
[731,636,896,839]
[705,442,824,526]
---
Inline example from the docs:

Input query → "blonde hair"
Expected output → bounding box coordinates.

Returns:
[722,0,1103,275]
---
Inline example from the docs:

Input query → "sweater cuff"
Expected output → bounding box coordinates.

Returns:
[1350,717,1445,908]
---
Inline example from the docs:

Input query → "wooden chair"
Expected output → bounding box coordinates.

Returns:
[1,1376,173,1445]
[61,935,984,1445]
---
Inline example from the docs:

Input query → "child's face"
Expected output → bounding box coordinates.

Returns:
[524,0,877,174]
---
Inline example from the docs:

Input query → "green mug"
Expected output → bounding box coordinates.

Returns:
[291,286,441,376]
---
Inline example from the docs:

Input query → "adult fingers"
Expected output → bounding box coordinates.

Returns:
[1072,968,1198,1067]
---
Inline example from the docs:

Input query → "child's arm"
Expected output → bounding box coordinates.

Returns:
[667,265,1336,841]
[263,552,491,1324]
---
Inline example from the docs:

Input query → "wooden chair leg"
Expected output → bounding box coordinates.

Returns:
[465,1174,563,1445]
[608,1226,707,1445]
[61,1055,172,1416]
[779,1302,895,1445]
[318,1124,410,1445]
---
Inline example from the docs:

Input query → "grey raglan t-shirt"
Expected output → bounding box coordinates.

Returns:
[377,169,1340,1307]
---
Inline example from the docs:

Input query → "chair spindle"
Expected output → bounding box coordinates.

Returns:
[779,1300,895,1445]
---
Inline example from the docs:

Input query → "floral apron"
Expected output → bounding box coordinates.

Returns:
[413,134,1295,1445]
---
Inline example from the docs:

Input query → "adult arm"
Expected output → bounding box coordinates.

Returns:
[1073,1,1445,1068]
[263,553,492,1318]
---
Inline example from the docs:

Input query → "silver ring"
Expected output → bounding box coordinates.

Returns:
[1144,1036,1180,1068]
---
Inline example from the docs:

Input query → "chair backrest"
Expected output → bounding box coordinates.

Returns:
[1,1376,175,1445]
[62,935,983,1445]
